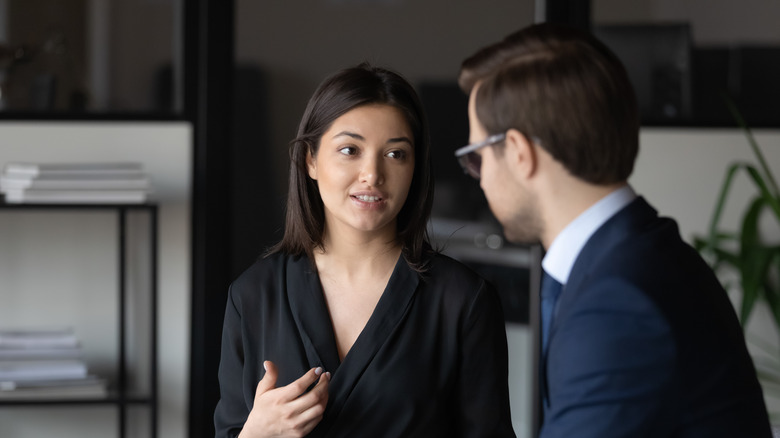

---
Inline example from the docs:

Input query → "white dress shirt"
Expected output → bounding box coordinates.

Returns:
[542,185,637,285]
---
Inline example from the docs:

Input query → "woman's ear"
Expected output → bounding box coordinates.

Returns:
[306,148,318,180]
[505,128,537,179]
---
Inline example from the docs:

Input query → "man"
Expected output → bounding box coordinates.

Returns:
[456,23,772,437]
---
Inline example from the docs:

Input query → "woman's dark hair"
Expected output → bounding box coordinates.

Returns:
[267,63,434,271]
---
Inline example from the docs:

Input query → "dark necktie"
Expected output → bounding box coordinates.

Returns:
[541,270,563,355]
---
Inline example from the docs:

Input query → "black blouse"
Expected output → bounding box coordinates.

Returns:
[214,252,516,438]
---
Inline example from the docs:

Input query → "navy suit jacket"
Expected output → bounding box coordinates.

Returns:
[540,197,772,438]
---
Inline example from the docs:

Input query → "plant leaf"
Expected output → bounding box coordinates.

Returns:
[694,232,739,250]
[693,236,708,252]
[738,191,780,329]
[712,246,740,268]
[707,163,747,248]
[743,165,780,221]
[740,195,764,251]
[738,194,768,325]
[724,95,780,200]
[741,246,777,326]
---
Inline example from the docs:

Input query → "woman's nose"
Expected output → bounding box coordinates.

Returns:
[359,156,384,186]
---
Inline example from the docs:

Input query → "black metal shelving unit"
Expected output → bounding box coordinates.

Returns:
[0,203,158,438]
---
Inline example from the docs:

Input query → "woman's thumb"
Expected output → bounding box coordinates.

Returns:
[255,360,278,395]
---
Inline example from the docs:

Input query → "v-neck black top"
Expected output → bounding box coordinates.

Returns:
[214,252,516,438]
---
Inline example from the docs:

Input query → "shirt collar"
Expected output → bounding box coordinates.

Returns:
[542,185,636,285]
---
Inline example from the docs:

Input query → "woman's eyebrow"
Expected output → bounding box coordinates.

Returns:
[332,131,412,145]
[388,136,412,145]
[332,131,364,140]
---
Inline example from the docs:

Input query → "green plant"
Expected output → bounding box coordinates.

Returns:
[694,101,780,328]
[693,99,780,413]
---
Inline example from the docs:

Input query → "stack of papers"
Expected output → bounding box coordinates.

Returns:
[0,328,108,400]
[0,162,151,204]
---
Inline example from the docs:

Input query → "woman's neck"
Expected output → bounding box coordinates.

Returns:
[315,228,402,280]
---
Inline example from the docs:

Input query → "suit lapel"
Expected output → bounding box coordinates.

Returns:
[561,197,657,307]
[541,197,659,408]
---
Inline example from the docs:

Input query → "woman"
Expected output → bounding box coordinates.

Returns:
[214,64,515,438]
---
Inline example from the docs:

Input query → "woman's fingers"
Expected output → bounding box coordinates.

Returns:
[243,363,331,437]
[288,370,330,415]
[279,366,327,402]
[254,360,279,399]
[286,372,331,435]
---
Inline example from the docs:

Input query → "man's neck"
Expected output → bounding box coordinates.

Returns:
[540,180,628,250]
[541,184,636,284]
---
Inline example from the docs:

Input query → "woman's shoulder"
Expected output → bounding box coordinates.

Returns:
[424,252,486,290]
[417,253,503,320]
[228,252,301,301]
[233,251,285,281]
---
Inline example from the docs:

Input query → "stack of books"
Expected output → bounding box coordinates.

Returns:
[0,162,151,204]
[0,328,108,400]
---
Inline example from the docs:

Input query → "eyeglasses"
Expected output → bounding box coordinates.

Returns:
[454,133,506,179]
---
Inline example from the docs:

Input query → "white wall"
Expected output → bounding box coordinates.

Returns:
[633,128,780,241]
[506,324,533,437]
[0,121,191,438]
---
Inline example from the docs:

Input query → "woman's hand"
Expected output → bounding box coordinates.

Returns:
[239,361,331,438]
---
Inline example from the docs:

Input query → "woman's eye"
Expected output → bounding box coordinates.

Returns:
[387,150,407,160]
[338,146,357,156]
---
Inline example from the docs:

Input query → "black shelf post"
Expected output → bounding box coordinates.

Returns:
[118,208,127,437]
[150,206,159,438]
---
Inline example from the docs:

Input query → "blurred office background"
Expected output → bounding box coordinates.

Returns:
[0,0,779,437]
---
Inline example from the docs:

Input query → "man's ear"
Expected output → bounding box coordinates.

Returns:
[306,149,318,180]
[505,128,537,179]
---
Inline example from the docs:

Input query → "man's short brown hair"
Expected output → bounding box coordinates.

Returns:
[460,23,639,185]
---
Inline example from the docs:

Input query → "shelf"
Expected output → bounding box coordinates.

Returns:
[0,202,157,210]
[0,204,158,437]
[0,395,153,406]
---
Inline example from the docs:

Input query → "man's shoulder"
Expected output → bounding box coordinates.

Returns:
[560,204,708,321]
[571,197,691,283]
